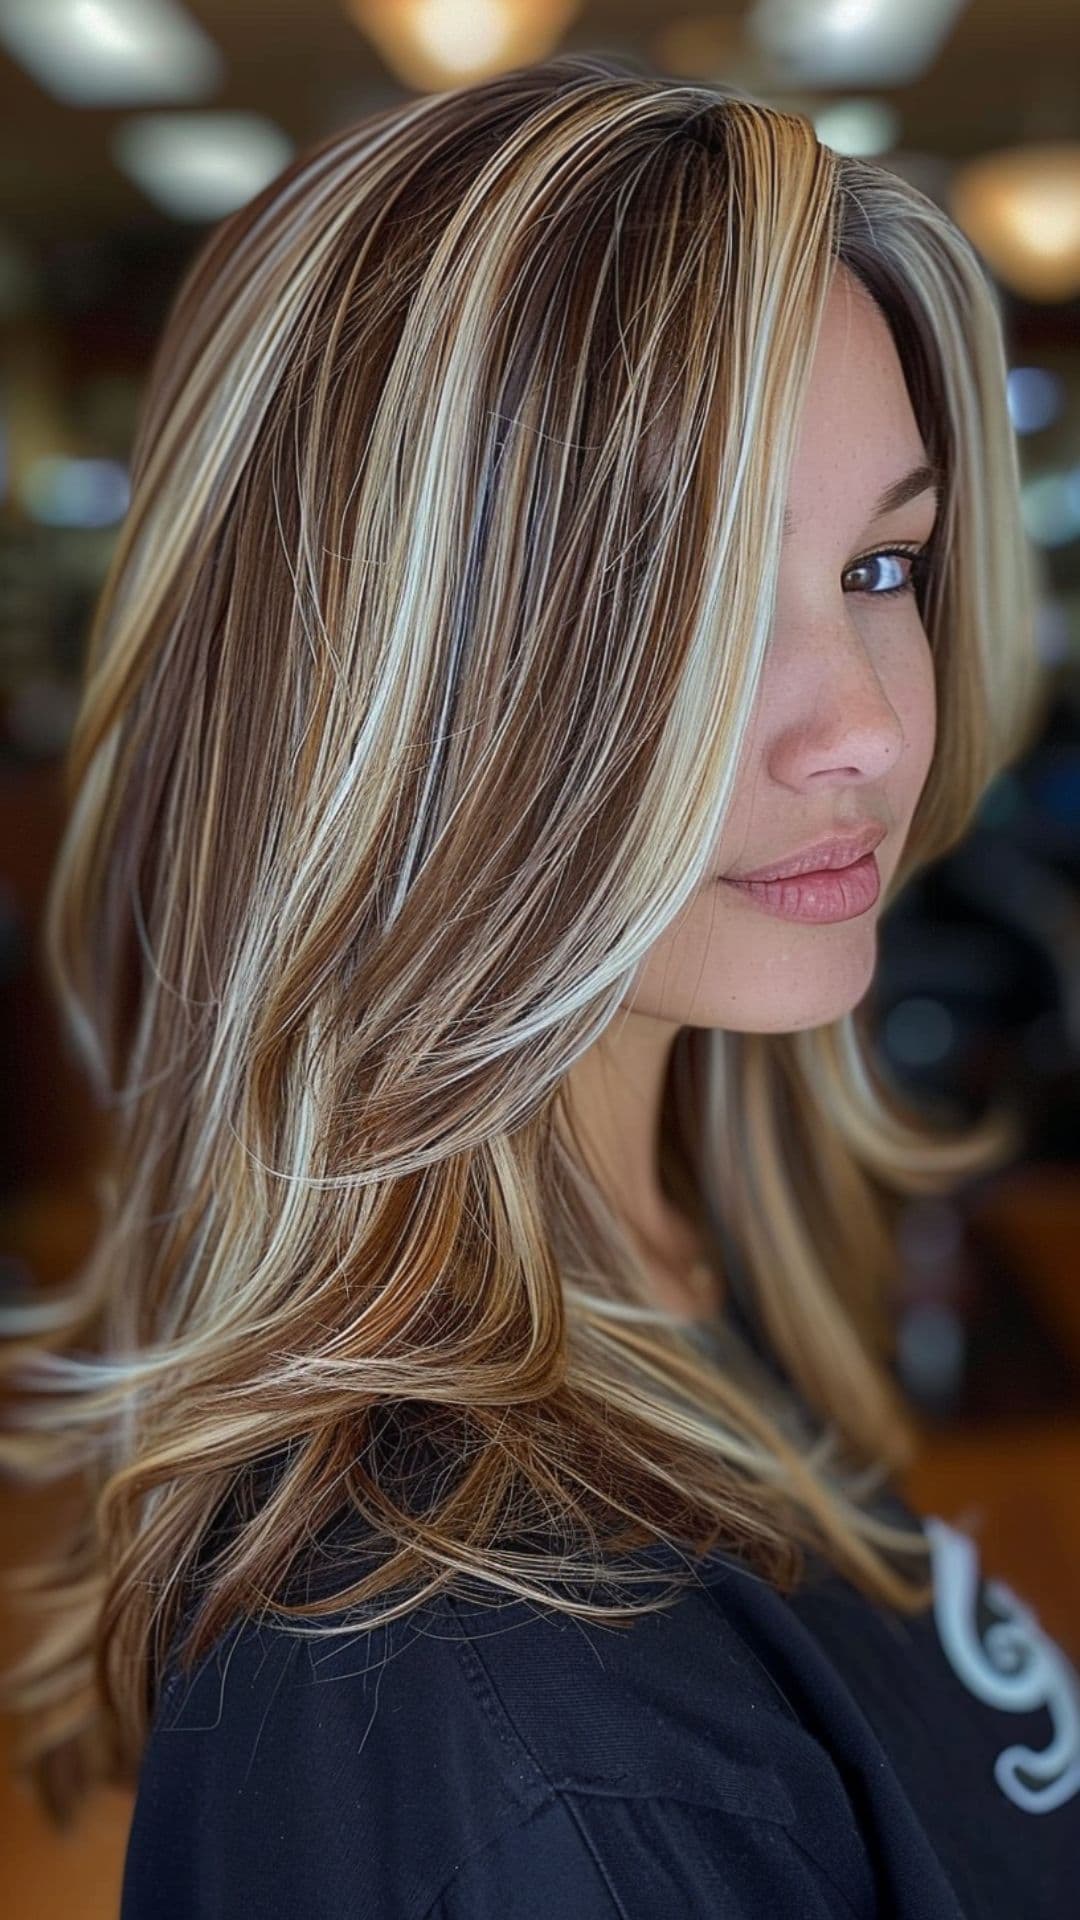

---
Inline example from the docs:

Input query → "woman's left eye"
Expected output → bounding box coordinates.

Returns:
[844,545,929,599]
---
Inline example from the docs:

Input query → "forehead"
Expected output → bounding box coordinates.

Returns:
[784,268,929,527]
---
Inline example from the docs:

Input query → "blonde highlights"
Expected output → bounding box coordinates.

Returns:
[0,52,1045,1820]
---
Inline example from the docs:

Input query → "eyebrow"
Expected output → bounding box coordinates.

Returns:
[782,460,944,537]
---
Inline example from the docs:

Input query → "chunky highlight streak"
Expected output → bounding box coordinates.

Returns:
[0,52,1045,1818]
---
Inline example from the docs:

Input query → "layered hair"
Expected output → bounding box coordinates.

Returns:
[0,51,1045,1820]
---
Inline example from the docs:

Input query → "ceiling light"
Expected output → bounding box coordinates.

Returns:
[111,112,293,222]
[746,0,969,89]
[949,144,1080,303]
[1020,469,1080,549]
[18,455,130,527]
[348,0,581,91]
[812,97,900,156]
[0,0,222,106]
[1006,367,1066,436]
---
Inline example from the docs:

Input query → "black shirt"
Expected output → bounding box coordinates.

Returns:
[121,1372,1080,1916]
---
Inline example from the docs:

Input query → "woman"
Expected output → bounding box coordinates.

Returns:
[1,50,1075,1917]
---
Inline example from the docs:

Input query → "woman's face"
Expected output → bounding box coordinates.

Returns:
[626,265,940,1034]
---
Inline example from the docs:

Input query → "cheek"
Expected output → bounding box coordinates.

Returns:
[890,630,937,784]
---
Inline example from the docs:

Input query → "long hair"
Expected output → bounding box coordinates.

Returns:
[0,50,1045,1822]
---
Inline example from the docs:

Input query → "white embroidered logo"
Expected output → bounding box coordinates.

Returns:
[924,1514,1080,1814]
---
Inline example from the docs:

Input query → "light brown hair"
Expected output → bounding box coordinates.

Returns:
[0,51,1045,1821]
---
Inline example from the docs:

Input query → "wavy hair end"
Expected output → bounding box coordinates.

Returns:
[0,50,1045,1823]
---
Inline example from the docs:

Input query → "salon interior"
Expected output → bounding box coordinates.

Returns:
[0,3,1078,1910]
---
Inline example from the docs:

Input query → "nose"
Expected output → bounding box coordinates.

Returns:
[767,608,909,786]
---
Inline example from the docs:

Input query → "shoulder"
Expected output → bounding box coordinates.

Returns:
[422,1784,868,1919]
[121,1550,876,1920]
[123,1585,548,1920]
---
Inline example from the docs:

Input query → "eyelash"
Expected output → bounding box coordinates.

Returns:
[844,543,932,600]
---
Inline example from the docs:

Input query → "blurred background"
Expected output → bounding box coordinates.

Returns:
[0,3,1078,1910]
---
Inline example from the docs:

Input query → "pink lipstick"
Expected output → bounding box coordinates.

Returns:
[719,849,882,922]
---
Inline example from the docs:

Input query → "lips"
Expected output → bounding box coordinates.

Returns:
[725,823,887,884]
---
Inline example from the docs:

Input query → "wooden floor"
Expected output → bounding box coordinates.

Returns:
[2,1162,1078,1917]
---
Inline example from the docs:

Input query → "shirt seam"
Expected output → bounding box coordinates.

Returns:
[415,1789,872,1920]
[414,1788,562,1920]
[444,1588,797,1820]
[441,1599,874,1918]
[531,1789,632,1920]
[444,1596,554,1803]
[779,1826,868,1920]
